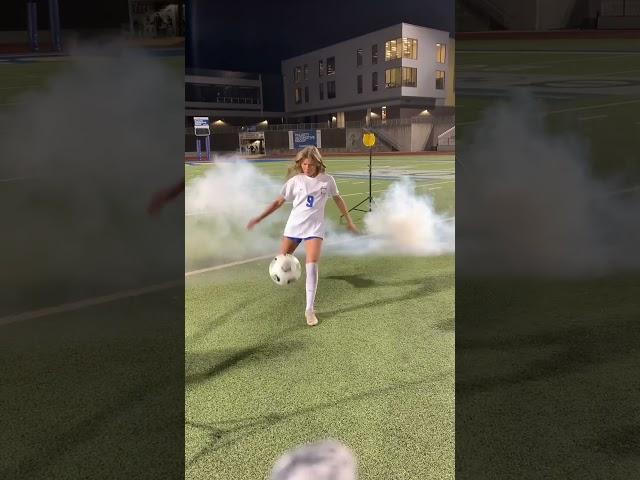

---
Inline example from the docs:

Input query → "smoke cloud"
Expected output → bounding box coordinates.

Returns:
[0,44,184,302]
[457,92,640,277]
[186,158,454,267]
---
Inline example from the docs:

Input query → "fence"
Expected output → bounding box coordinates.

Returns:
[185,115,454,155]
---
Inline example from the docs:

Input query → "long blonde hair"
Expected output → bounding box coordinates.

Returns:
[286,146,327,179]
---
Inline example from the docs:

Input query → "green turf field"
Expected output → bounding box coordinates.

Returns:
[185,157,455,479]
[457,39,640,181]
[456,38,640,478]
[1,52,186,479]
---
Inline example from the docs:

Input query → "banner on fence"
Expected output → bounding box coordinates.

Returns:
[288,129,322,149]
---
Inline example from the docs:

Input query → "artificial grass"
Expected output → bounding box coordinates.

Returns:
[186,255,454,479]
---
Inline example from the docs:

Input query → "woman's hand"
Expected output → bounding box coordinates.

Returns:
[346,221,360,234]
[246,217,260,230]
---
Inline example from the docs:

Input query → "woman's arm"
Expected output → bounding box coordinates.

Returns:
[147,177,185,215]
[333,195,359,234]
[247,196,286,230]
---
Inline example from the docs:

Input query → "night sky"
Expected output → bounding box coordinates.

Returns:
[187,0,454,73]
[3,0,129,31]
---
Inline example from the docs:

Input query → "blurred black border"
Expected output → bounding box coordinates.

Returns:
[0,2,185,479]
[456,3,640,478]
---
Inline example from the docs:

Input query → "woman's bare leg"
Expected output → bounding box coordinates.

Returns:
[279,237,299,255]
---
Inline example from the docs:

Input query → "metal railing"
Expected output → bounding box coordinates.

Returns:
[184,115,446,135]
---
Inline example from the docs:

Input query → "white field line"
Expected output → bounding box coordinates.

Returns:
[0,85,38,90]
[606,184,640,196]
[578,114,608,121]
[0,176,31,183]
[0,280,182,327]
[458,98,640,126]
[544,98,640,116]
[340,179,454,197]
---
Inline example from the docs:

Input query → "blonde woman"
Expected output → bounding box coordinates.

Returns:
[247,146,359,326]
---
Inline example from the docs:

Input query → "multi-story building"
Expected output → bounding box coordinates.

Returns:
[281,23,453,126]
[185,69,285,153]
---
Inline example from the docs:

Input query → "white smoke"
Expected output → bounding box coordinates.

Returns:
[457,91,640,277]
[0,43,183,296]
[186,160,455,266]
[185,158,284,267]
[363,178,454,255]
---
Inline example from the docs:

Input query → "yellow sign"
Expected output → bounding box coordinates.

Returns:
[362,132,376,147]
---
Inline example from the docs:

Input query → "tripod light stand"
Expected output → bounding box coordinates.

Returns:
[345,131,376,216]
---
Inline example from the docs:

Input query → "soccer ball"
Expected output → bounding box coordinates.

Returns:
[269,254,302,286]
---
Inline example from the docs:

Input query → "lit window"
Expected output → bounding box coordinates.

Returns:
[385,38,417,61]
[436,70,445,90]
[385,39,397,61]
[436,43,446,63]
[385,68,401,88]
[402,67,417,87]
[403,38,417,60]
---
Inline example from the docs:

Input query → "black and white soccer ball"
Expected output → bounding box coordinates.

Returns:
[269,254,302,286]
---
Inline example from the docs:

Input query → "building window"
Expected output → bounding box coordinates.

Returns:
[294,87,302,104]
[384,67,416,88]
[436,43,446,63]
[327,80,336,98]
[319,59,324,77]
[357,74,363,94]
[319,82,324,100]
[304,86,309,103]
[403,38,418,59]
[402,67,417,87]
[372,44,378,64]
[356,48,363,67]
[385,68,401,88]
[385,38,417,61]
[385,39,398,61]
[294,66,302,83]
[327,57,335,75]
[372,71,378,91]
[304,64,309,80]
[436,70,445,90]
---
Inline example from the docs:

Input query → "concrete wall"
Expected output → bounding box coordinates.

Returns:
[411,123,433,152]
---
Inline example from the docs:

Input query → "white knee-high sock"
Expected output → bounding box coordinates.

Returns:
[305,262,318,312]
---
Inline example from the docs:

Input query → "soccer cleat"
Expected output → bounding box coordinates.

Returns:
[305,310,318,326]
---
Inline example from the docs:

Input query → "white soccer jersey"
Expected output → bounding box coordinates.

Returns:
[280,173,339,238]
